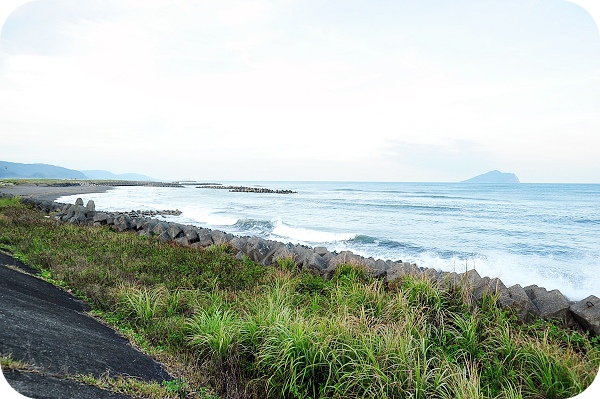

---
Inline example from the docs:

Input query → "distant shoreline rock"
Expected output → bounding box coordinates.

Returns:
[461,170,520,183]
[197,185,297,194]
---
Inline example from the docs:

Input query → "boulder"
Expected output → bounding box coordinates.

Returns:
[462,269,482,289]
[85,200,96,218]
[314,246,329,256]
[75,198,84,206]
[156,231,171,243]
[524,284,547,301]
[67,205,88,224]
[167,223,184,240]
[570,295,600,335]
[229,236,249,252]
[495,284,535,323]
[62,206,75,221]
[271,243,295,263]
[368,259,389,278]
[244,236,276,265]
[151,221,169,236]
[471,276,508,304]
[385,264,404,283]
[134,217,147,230]
[529,288,573,325]
[385,262,419,283]
[439,271,461,291]
[93,212,108,224]
[113,214,132,232]
[303,252,329,273]
[174,237,190,247]
[420,268,440,283]
[326,251,363,275]
[210,230,230,244]
[292,245,315,267]
[141,219,159,234]
[197,229,215,247]
[360,258,387,278]
[183,226,200,244]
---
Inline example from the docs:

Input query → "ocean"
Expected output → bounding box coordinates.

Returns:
[57,182,600,301]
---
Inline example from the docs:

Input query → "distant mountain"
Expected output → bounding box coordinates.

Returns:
[0,161,87,179]
[461,170,520,183]
[0,161,155,181]
[81,170,155,181]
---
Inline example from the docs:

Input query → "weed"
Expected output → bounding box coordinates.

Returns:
[186,303,240,363]
[0,354,32,372]
[275,256,297,273]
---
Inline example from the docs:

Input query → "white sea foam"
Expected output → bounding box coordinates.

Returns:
[402,251,599,302]
[312,243,599,301]
[270,218,357,244]
[181,206,238,226]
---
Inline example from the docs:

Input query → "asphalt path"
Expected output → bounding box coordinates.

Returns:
[0,251,172,398]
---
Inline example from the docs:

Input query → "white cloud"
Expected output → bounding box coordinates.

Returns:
[1,1,599,182]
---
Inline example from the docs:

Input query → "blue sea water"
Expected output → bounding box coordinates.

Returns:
[57,182,600,301]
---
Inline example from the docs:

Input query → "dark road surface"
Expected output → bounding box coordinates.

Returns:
[0,251,172,399]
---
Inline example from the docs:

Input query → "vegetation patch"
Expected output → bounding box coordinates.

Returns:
[0,197,599,398]
[0,354,35,373]
[71,373,218,399]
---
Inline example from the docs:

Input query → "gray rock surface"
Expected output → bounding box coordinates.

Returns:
[502,284,540,323]
[525,286,573,325]
[570,295,600,335]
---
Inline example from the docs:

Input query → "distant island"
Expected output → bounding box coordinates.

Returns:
[0,161,154,181]
[461,170,520,183]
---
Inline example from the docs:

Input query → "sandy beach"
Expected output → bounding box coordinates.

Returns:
[0,183,111,202]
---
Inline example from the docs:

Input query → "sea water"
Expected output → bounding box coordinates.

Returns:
[57,182,600,301]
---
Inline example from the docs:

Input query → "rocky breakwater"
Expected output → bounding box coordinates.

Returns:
[90,181,184,188]
[18,195,600,337]
[197,185,297,194]
[124,209,182,217]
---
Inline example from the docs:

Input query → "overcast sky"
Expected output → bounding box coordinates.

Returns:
[1,1,599,182]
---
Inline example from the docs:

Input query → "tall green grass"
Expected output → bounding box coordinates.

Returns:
[1,197,599,398]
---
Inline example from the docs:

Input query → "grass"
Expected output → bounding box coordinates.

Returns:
[1,354,33,372]
[0,197,599,398]
[70,373,220,399]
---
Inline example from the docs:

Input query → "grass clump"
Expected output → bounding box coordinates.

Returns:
[0,198,599,398]
[0,353,33,372]
[71,374,218,399]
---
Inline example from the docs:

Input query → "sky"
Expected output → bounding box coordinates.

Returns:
[0,1,599,182]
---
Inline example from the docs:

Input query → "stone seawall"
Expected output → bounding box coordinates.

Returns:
[10,194,600,336]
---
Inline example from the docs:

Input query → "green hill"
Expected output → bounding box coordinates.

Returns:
[0,161,86,179]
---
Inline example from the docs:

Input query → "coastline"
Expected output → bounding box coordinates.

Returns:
[0,183,112,202]
[1,183,599,335]
[1,199,600,397]
[7,191,599,337]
